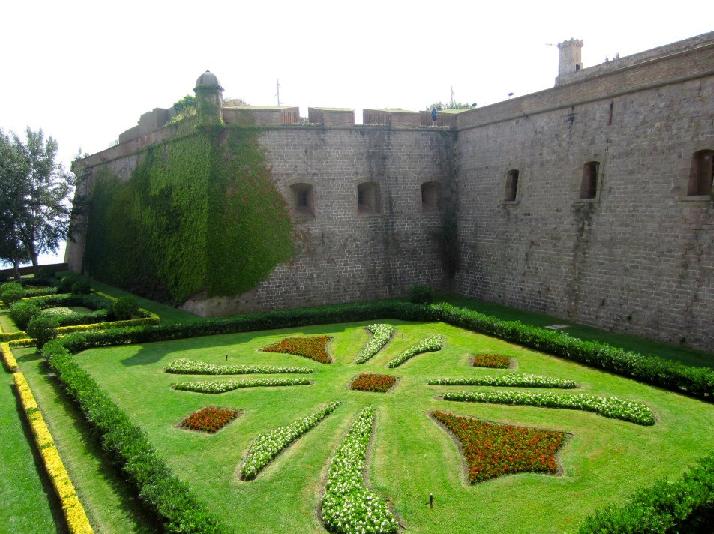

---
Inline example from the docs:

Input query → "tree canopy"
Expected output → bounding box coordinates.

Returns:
[0,128,74,276]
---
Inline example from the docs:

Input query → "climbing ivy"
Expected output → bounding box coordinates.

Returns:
[84,128,293,304]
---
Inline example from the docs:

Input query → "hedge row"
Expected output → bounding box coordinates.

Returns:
[579,452,714,533]
[50,301,714,401]
[45,342,225,533]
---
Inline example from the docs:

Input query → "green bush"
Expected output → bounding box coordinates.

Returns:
[579,453,714,533]
[0,282,25,305]
[71,279,92,295]
[408,284,434,304]
[9,300,41,330]
[57,275,78,293]
[45,345,225,533]
[27,315,59,348]
[112,296,139,320]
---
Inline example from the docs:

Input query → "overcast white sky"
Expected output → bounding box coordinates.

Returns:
[1,0,711,264]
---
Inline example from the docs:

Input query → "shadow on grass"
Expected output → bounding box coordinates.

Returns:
[33,360,160,534]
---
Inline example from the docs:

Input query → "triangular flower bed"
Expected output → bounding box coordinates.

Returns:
[261,336,332,363]
[179,406,241,433]
[432,410,566,483]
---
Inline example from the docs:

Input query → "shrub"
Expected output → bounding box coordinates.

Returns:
[240,402,340,480]
[261,336,332,364]
[579,452,714,533]
[473,353,511,368]
[112,296,139,320]
[433,411,567,483]
[387,334,446,368]
[179,407,240,433]
[9,300,41,330]
[165,358,312,375]
[408,284,434,304]
[57,275,79,293]
[350,373,398,392]
[0,282,25,305]
[27,315,59,348]
[71,280,91,295]
[443,390,656,426]
[355,323,394,364]
[321,406,398,533]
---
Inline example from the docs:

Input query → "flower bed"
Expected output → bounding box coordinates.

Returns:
[321,406,398,534]
[432,410,567,483]
[14,372,94,534]
[350,373,398,393]
[240,402,340,480]
[428,373,576,388]
[355,324,394,364]
[1,342,17,372]
[443,390,655,426]
[165,358,313,375]
[386,334,445,368]
[179,406,241,433]
[261,336,332,364]
[473,353,511,369]
[172,377,312,394]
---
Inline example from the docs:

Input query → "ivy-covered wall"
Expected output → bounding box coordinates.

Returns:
[84,128,293,304]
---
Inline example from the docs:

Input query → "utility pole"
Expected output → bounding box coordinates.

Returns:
[276,79,281,106]
[450,86,455,107]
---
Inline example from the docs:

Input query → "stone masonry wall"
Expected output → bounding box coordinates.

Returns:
[182,126,454,314]
[454,70,714,350]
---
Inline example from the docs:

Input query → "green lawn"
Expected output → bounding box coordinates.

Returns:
[69,320,714,533]
[0,309,19,333]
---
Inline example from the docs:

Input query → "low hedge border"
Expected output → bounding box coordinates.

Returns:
[13,371,93,534]
[45,343,225,533]
[579,452,714,533]
[428,373,577,388]
[1,342,18,371]
[41,299,714,531]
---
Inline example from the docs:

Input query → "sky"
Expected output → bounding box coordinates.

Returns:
[1,0,711,265]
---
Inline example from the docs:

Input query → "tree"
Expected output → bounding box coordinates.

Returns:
[0,128,74,274]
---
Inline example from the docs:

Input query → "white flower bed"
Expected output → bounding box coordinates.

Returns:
[321,406,398,534]
[443,390,655,425]
[165,358,313,375]
[355,324,394,364]
[172,377,311,393]
[240,401,340,480]
[386,334,445,368]
[428,373,577,388]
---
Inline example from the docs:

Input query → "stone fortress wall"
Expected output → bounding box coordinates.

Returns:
[68,31,714,350]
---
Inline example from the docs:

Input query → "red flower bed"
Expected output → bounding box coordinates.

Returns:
[179,406,240,433]
[472,353,511,369]
[261,336,332,364]
[432,411,566,483]
[350,373,397,393]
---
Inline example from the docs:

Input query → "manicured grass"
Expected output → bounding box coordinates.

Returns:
[0,310,20,333]
[0,371,59,533]
[15,349,157,533]
[445,294,714,369]
[69,320,714,533]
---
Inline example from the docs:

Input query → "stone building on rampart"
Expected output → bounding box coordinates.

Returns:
[68,31,714,350]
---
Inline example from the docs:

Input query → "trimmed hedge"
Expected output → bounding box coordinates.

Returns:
[45,343,225,533]
[579,452,714,533]
[46,301,714,401]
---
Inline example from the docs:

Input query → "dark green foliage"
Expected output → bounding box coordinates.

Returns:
[83,129,292,305]
[57,274,78,293]
[71,279,91,295]
[112,297,139,320]
[579,453,714,533]
[408,285,434,304]
[8,300,40,330]
[45,344,225,533]
[26,315,59,348]
[0,281,24,304]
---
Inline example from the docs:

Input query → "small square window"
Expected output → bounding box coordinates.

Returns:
[357,182,380,214]
[290,183,314,216]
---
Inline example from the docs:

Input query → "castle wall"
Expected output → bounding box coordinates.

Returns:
[181,126,453,314]
[454,46,714,349]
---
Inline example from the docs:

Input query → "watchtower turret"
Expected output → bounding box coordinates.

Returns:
[194,70,224,126]
[556,39,583,85]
